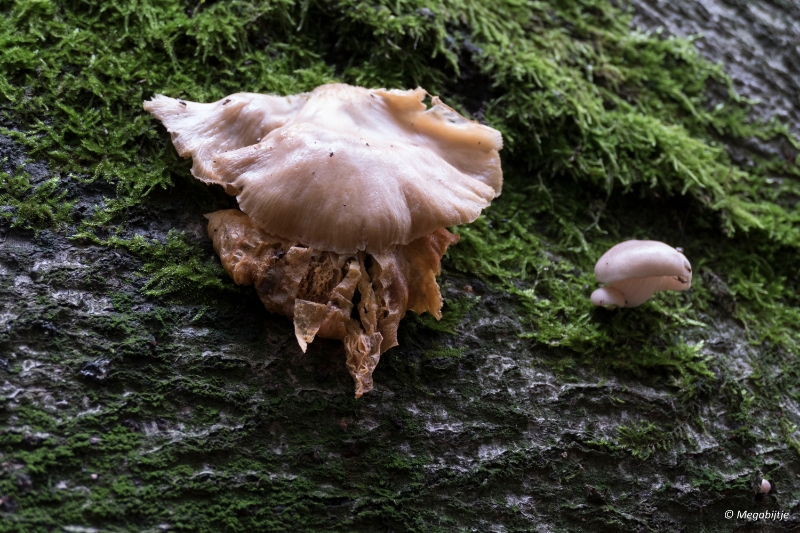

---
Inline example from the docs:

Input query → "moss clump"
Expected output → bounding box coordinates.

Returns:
[101,230,235,298]
[615,422,674,460]
[0,168,74,232]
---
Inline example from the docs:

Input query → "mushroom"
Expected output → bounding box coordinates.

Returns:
[145,84,503,397]
[759,479,771,494]
[590,240,692,308]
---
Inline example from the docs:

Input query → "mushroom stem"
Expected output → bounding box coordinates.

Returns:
[590,286,626,308]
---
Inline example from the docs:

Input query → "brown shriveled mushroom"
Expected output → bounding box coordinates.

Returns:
[591,240,692,308]
[145,84,503,397]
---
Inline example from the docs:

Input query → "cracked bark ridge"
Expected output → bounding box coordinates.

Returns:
[206,209,459,397]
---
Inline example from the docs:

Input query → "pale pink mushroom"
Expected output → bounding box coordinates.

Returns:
[591,240,692,308]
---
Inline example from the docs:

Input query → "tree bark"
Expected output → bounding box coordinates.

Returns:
[1,1,799,531]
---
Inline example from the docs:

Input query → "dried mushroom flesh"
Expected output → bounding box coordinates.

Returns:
[207,210,459,397]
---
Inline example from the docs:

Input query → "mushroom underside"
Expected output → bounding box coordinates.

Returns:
[206,209,459,397]
[591,275,691,308]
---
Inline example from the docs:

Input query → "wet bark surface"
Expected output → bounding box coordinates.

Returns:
[1,2,800,532]
[631,0,800,156]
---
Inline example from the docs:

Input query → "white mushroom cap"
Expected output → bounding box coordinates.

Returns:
[759,479,771,493]
[591,240,692,308]
[144,84,503,254]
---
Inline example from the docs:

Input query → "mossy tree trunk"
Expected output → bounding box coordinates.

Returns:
[1,1,799,532]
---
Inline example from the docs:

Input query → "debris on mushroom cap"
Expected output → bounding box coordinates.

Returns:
[591,240,692,308]
[144,84,503,254]
[206,209,460,398]
[143,93,307,196]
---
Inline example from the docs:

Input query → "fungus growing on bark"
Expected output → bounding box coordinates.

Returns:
[590,240,692,308]
[145,84,503,397]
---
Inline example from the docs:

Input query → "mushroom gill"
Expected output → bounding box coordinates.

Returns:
[145,83,503,397]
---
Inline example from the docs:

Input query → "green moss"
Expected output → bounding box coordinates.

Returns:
[109,230,235,298]
[408,294,479,335]
[615,422,674,460]
[0,168,74,232]
[423,346,465,360]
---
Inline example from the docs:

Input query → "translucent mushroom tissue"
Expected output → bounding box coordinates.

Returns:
[144,84,503,397]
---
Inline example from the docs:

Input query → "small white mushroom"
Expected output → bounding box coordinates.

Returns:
[759,479,771,493]
[591,240,692,308]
